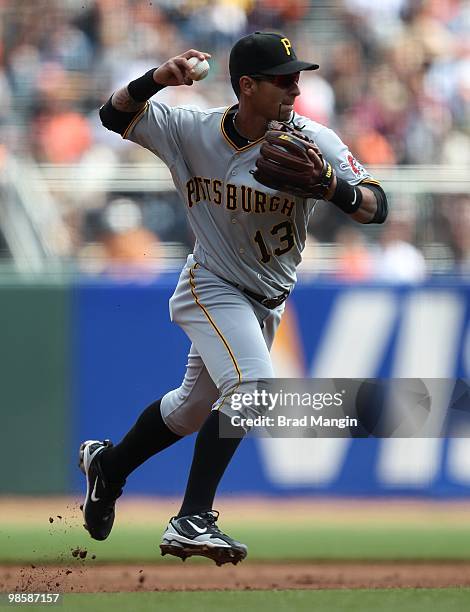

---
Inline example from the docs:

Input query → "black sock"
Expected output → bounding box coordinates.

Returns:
[100,399,182,481]
[177,411,245,517]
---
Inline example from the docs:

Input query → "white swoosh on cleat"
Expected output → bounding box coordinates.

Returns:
[90,477,100,502]
[186,519,207,534]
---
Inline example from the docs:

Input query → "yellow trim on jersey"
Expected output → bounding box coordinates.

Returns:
[360,178,382,187]
[188,263,242,387]
[220,105,264,152]
[122,101,150,139]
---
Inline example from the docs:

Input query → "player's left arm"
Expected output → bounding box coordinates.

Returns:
[313,126,388,225]
[324,175,388,224]
[351,181,387,224]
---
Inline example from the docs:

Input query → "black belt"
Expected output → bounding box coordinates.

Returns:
[200,261,290,310]
[241,287,290,309]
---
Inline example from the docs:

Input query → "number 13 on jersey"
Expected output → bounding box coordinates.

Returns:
[254,221,296,263]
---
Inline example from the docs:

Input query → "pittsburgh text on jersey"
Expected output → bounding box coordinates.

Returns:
[186,177,295,217]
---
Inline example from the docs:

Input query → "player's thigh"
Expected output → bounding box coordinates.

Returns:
[160,344,218,435]
[170,262,274,395]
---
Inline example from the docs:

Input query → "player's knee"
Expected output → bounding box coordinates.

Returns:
[217,378,274,420]
[161,394,212,436]
[162,411,203,436]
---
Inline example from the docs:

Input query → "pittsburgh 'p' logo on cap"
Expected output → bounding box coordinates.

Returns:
[281,38,292,56]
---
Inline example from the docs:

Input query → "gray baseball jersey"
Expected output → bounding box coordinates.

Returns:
[122,101,381,431]
[124,101,379,298]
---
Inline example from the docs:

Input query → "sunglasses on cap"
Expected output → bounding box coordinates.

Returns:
[249,72,300,89]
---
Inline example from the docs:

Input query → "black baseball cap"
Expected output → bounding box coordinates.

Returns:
[229,32,319,78]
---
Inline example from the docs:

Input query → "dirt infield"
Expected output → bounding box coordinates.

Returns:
[3,498,470,592]
[2,562,470,592]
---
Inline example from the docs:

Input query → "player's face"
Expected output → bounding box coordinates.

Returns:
[250,72,301,122]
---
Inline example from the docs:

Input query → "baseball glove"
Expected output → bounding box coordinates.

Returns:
[252,121,335,199]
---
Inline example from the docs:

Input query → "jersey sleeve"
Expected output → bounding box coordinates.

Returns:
[314,126,381,187]
[122,100,190,168]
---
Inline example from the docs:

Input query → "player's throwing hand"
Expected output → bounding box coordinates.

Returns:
[154,50,211,87]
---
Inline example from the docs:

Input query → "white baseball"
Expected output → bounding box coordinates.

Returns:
[187,57,210,81]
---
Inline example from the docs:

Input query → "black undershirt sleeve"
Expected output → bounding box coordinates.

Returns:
[99,96,142,136]
[361,182,389,224]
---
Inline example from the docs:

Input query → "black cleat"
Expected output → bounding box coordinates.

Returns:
[78,440,125,541]
[160,510,247,566]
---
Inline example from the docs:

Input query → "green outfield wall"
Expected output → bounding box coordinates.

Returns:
[0,280,71,493]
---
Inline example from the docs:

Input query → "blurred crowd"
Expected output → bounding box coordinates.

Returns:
[0,0,469,279]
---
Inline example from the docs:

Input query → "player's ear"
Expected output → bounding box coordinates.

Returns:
[239,76,257,97]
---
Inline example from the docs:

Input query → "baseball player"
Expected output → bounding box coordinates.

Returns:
[79,32,388,566]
